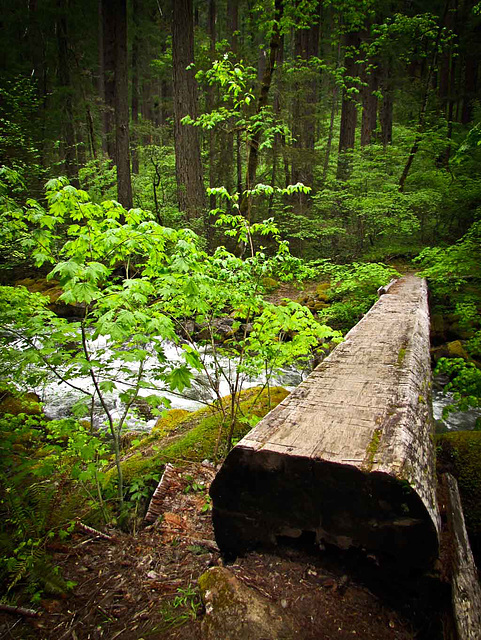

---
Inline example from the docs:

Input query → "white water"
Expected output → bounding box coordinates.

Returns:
[432,387,481,431]
[36,336,306,432]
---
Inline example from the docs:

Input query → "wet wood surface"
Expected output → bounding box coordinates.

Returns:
[211,276,441,573]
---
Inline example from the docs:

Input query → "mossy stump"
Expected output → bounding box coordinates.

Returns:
[211,276,440,575]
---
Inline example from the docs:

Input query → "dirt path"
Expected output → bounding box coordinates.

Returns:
[0,462,437,640]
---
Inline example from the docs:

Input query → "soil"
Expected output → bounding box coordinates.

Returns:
[0,463,447,640]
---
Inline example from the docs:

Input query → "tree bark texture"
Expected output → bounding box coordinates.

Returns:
[239,0,282,222]
[291,17,320,193]
[172,0,205,220]
[100,0,116,160]
[130,0,140,174]
[113,0,132,209]
[211,276,441,576]
[57,0,78,184]
[336,31,360,180]
[360,68,378,147]
[440,473,481,639]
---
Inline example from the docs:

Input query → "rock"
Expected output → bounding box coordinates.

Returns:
[198,567,295,640]
[261,277,279,292]
[0,391,42,416]
[196,317,238,343]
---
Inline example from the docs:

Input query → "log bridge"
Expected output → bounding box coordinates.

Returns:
[211,275,440,573]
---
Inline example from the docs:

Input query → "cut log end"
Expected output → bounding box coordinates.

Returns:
[211,448,438,574]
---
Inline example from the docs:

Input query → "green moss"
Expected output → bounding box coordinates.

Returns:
[261,277,279,292]
[397,347,406,366]
[103,386,289,492]
[364,427,382,471]
[436,431,481,564]
[0,392,42,416]
[316,282,330,296]
[153,408,191,435]
[446,340,470,360]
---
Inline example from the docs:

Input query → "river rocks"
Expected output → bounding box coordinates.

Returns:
[198,566,295,640]
[15,276,84,319]
[0,391,42,416]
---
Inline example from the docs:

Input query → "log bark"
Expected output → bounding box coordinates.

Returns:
[441,473,481,640]
[211,276,440,575]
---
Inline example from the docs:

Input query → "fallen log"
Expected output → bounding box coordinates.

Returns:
[441,473,481,640]
[211,276,441,574]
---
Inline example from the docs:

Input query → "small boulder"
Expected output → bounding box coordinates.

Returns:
[0,391,42,416]
[198,566,295,640]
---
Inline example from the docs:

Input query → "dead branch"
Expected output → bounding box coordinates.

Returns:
[144,463,175,523]
[0,603,40,618]
[75,520,115,541]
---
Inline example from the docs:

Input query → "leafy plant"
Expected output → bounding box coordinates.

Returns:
[434,357,481,416]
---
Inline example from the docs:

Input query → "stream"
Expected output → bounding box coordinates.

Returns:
[32,336,479,434]
[37,337,306,432]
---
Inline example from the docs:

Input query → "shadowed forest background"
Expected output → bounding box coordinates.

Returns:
[1,0,481,634]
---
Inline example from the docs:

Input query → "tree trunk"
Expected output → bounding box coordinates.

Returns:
[172,0,205,221]
[291,14,320,197]
[239,0,283,222]
[112,0,132,209]
[379,64,393,147]
[440,473,481,639]
[131,0,140,175]
[399,3,449,192]
[100,0,116,160]
[211,276,441,577]
[227,0,239,55]
[57,0,78,185]
[360,68,378,146]
[336,31,360,181]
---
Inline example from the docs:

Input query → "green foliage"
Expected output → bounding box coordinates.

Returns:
[434,358,481,416]
[415,220,481,293]
[313,261,400,332]
[0,413,111,600]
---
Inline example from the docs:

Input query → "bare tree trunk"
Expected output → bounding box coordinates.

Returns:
[211,276,441,578]
[57,0,79,185]
[113,0,132,209]
[399,3,449,192]
[131,0,140,175]
[239,0,283,222]
[360,68,378,146]
[172,0,206,221]
[100,0,116,161]
[291,14,320,198]
[379,64,393,147]
[336,31,360,181]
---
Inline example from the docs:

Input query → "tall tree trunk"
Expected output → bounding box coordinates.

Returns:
[57,0,78,185]
[360,68,378,146]
[131,0,140,174]
[206,0,217,248]
[228,0,239,55]
[239,0,283,222]
[172,0,205,221]
[322,34,341,184]
[291,14,320,196]
[461,53,478,124]
[399,3,449,192]
[336,31,360,181]
[113,0,133,208]
[379,63,393,147]
[100,0,116,161]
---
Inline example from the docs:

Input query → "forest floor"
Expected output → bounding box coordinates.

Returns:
[1,462,442,640]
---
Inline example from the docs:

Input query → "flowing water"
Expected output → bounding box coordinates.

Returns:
[37,337,306,432]
[32,334,479,433]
